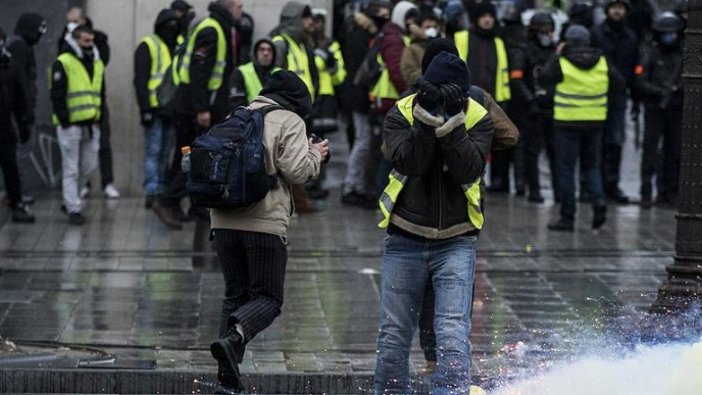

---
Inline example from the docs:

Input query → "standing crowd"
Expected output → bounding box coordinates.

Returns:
[0,0,690,394]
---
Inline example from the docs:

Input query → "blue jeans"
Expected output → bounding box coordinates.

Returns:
[375,233,477,395]
[555,126,605,221]
[143,117,175,196]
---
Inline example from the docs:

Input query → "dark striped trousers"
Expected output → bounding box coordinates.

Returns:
[212,229,288,342]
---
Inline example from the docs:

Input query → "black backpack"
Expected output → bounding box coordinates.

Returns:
[352,32,385,89]
[186,105,283,209]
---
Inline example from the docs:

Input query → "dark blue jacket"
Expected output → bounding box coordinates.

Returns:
[591,20,639,89]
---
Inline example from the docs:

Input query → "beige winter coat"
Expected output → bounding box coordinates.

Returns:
[209,96,322,237]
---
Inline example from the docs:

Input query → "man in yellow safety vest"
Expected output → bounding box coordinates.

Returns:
[229,38,278,109]
[375,51,493,394]
[50,25,105,225]
[152,0,242,229]
[537,25,625,231]
[134,9,179,209]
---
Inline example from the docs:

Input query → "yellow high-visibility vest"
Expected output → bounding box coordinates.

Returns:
[272,34,315,100]
[454,30,511,102]
[142,35,172,108]
[315,40,346,96]
[370,35,411,101]
[378,93,488,230]
[52,53,104,125]
[178,17,226,90]
[554,56,609,121]
[238,62,281,103]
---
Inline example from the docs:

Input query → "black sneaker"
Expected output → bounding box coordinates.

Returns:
[605,186,630,204]
[548,219,574,232]
[341,191,377,210]
[11,204,35,223]
[527,193,545,203]
[69,212,85,225]
[640,194,652,209]
[144,195,156,209]
[592,205,607,230]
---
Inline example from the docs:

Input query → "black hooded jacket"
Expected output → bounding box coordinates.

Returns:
[174,2,234,123]
[538,45,625,129]
[134,10,178,115]
[229,38,278,110]
[0,50,29,142]
[635,40,684,109]
[8,13,44,124]
[508,38,557,120]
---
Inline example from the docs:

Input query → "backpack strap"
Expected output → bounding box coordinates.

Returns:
[254,104,285,116]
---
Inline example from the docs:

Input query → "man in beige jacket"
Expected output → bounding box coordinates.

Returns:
[208,70,329,393]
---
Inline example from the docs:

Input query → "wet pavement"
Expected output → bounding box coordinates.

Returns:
[0,129,687,393]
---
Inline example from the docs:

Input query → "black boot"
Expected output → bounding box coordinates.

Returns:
[214,360,244,394]
[592,205,607,230]
[11,203,35,223]
[548,218,574,232]
[211,329,245,375]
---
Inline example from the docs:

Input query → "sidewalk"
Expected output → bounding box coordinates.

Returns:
[0,132,683,393]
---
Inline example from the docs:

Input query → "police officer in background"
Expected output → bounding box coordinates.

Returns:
[591,0,640,204]
[538,25,625,231]
[636,12,685,209]
[134,9,179,209]
[0,28,34,223]
[229,38,278,109]
[152,0,243,229]
[508,12,558,204]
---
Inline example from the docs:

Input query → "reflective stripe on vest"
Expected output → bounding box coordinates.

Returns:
[370,35,411,101]
[454,31,511,102]
[315,41,347,96]
[52,53,104,125]
[238,63,281,103]
[378,93,488,230]
[554,56,609,122]
[178,17,226,90]
[143,35,173,108]
[273,34,315,100]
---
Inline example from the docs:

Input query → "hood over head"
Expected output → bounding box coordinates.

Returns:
[562,44,601,69]
[253,37,277,68]
[14,12,46,46]
[155,8,179,30]
[421,38,460,74]
[272,1,312,41]
[260,70,313,120]
[391,1,418,32]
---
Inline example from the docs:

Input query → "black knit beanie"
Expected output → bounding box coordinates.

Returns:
[422,51,471,95]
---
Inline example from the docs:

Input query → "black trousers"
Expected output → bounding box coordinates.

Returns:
[213,229,288,343]
[641,105,682,198]
[98,106,114,188]
[0,131,21,204]
[160,114,199,208]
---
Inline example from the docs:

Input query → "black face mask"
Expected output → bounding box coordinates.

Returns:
[81,46,94,59]
[371,15,390,30]
[159,23,179,45]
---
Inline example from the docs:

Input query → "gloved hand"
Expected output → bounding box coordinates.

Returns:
[416,80,441,113]
[141,110,154,127]
[325,53,337,71]
[18,125,31,144]
[440,83,466,116]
